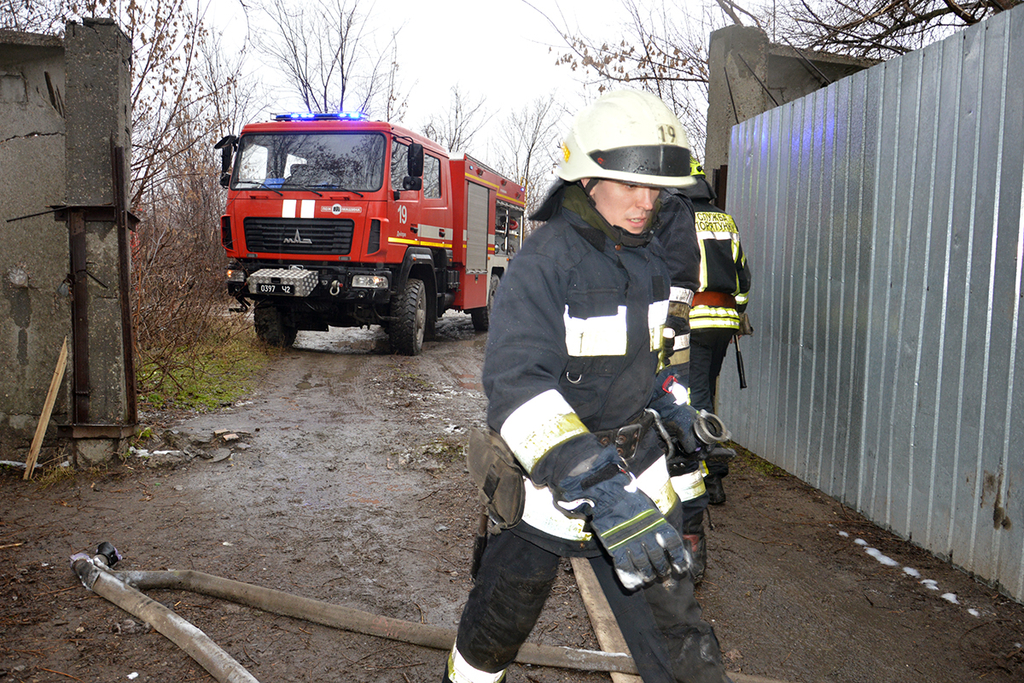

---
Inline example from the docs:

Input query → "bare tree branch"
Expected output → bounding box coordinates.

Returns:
[535,0,724,154]
[254,0,403,116]
[421,84,490,154]
[493,95,565,225]
[784,0,1019,58]
[715,0,764,27]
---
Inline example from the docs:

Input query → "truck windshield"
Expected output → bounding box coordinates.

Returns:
[233,132,386,192]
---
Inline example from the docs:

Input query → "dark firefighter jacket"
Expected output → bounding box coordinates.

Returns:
[481,183,680,554]
[653,188,701,367]
[654,189,701,300]
[682,177,751,331]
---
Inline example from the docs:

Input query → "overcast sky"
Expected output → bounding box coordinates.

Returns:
[212,2,648,144]
[385,0,609,136]
[209,0,708,173]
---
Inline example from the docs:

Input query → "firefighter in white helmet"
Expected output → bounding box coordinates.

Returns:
[449,90,734,683]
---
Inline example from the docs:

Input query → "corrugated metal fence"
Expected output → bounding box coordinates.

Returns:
[719,6,1024,602]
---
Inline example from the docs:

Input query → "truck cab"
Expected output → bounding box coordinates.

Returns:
[217,113,525,355]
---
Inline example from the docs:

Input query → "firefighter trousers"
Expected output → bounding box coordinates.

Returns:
[690,327,735,487]
[447,525,732,683]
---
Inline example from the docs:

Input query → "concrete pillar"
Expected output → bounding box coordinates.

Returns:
[704,26,771,198]
[63,18,135,465]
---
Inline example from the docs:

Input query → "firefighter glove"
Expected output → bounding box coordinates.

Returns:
[667,299,691,335]
[666,312,690,339]
[553,446,692,591]
[649,386,702,458]
[649,371,730,463]
[660,311,690,369]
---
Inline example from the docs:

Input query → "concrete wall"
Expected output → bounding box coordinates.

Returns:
[0,30,69,459]
[1,19,134,466]
[704,25,875,207]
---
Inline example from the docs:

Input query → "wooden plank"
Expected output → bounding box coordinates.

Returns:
[572,558,787,683]
[25,336,68,480]
[570,556,642,683]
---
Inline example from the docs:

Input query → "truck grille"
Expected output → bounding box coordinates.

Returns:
[243,218,354,255]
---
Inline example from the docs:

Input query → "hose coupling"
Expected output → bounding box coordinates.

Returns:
[694,410,730,446]
[96,541,122,568]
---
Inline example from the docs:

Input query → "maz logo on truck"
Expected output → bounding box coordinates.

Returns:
[283,229,313,245]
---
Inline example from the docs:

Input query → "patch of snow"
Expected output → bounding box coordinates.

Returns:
[864,547,900,567]
[837,530,984,621]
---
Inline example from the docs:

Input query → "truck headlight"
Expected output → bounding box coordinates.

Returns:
[351,275,388,289]
[226,269,246,283]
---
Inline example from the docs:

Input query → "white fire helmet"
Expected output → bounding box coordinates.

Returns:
[558,89,695,188]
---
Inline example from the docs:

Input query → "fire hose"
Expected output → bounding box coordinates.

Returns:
[70,542,636,682]
[72,543,789,683]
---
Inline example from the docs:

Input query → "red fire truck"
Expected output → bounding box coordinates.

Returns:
[214,112,526,355]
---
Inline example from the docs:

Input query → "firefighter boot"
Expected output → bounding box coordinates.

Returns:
[681,509,707,585]
[442,647,506,683]
[704,475,726,505]
[704,447,735,505]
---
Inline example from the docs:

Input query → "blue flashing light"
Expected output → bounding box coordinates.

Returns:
[273,111,367,122]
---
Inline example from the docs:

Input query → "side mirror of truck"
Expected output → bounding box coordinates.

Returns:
[407,143,424,177]
[214,135,237,188]
[402,176,422,191]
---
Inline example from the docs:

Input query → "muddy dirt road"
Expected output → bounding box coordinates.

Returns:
[3,314,1023,683]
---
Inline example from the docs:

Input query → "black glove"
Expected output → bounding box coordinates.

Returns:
[553,446,692,591]
[649,376,702,456]
[666,311,690,339]
[649,373,730,466]
[660,312,690,368]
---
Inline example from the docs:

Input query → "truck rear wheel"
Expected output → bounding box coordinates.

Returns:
[391,278,426,355]
[470,273,500,332]
[254,305,297,348]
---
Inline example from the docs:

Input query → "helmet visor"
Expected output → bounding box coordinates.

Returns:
[588,145,691,179]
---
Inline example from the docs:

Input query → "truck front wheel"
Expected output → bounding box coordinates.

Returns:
[254,305,297,348]
[470,273,500,332]
[391,278,426,355]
